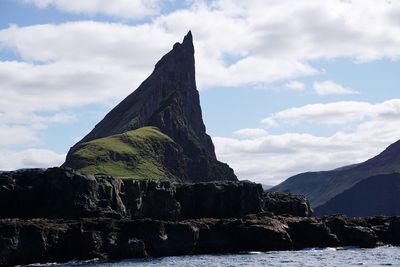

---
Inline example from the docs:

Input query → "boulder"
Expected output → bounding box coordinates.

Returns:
[284,217,339,249]
[263,192,313,217]
[324,216,377,248]
[193,217,292,254]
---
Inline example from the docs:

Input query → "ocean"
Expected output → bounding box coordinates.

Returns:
[31,246,400,267]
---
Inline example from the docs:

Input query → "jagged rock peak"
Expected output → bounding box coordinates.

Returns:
[64,31,237,182]
[175,30,193,51]
[154,30,195,77]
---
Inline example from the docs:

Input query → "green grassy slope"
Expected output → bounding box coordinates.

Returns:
[65,127,185,180]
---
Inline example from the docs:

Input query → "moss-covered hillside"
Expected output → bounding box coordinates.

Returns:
[65,127,186,180]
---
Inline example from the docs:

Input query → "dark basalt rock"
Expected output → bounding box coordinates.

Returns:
[176,181,264,219]
[122,179,181,220]
[389,217,400,245]
[2,167,397,266]
[0,167,266,221]
[192,217,293,254]
[262,192,313,217]
[0,167,126,220]
[1,215,400,266]
[283,217,339,249]
[324,215,378,248]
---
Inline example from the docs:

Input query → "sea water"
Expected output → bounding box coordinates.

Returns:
[31,246,400,267]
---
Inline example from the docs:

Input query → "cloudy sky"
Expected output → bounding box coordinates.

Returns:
[1,0,400,185]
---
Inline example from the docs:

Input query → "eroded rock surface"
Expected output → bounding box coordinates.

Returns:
[263,192,313,217]
[0,167,268,220]
[1,215,399,266]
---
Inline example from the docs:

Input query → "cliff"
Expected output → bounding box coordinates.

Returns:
[63,32,237,182]
[0,167,311,221]
[1,215,399,266]
[0,167,399,266]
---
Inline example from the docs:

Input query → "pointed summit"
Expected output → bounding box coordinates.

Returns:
[182,30,193,45]
[64,32,237,182]
[155,30,194,73]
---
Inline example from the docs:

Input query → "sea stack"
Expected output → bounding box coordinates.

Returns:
[63,31,237,182]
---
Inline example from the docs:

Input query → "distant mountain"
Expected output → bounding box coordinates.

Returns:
[315,173,400,216]
[270,139,400,208]
[63,32,237,182]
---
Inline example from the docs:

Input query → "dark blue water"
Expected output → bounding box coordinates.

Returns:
[31,246,400,267]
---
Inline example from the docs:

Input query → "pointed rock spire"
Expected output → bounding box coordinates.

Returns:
[64,32,237,182]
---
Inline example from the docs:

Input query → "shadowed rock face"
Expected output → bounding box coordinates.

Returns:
[263,192,313,217]
[2,215,400,266]
[0,167,314,221]
[63,32,236,182]
[0,168,260,221]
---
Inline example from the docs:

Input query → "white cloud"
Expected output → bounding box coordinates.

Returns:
[2,0,400,96]
[234,128,268,138]
[2,0,400,170]
[20,0,160,19]
[286,81,305,91]
[4,0,400,94]
[313,80,358,96]
[217,99,400,185]
[261,99,400,126]
[0,125,40,147]
[260,118,278,128]
[0,148,65,170]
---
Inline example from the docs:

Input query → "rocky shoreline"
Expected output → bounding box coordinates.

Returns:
[1,215,400,266]
[0,168,399,266]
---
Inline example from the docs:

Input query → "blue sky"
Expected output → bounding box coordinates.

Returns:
[1,0,400,185]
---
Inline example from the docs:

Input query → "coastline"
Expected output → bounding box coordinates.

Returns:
[1,167,399,266]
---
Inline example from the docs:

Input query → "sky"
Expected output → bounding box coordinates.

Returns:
[1,0,400,185]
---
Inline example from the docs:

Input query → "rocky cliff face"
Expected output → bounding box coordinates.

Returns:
[2,215,400,266]
[0,167,312,221]
[1,167,399,266]
[263,192,313,217]
[64,31,236,182]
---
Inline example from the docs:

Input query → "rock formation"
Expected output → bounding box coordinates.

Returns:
[1,215,400,266]
[0,167,307,221]
[63,31,236,182]
[270,139,400,213]
[263,192,313,217]
[0,167,399,266]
